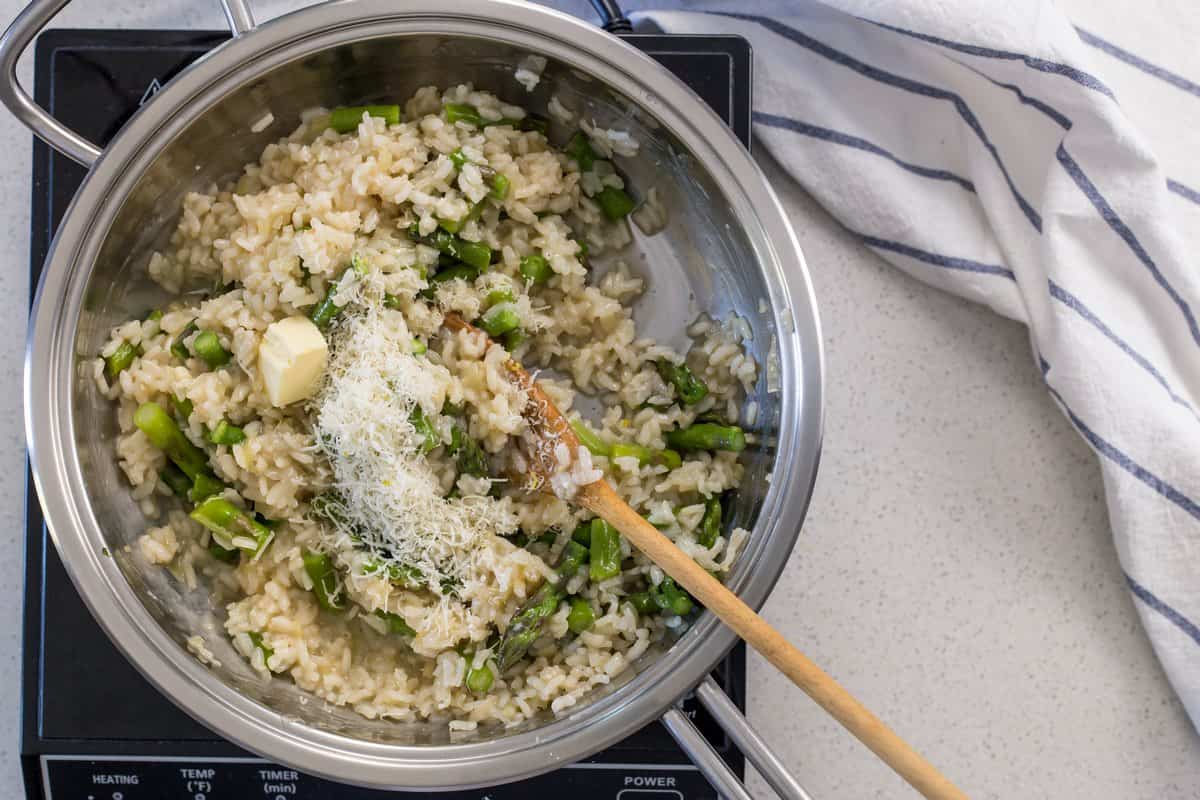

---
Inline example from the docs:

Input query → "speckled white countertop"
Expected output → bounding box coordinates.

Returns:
[0,1,1197,797]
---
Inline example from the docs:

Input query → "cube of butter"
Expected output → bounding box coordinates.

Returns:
[259,316,328,407]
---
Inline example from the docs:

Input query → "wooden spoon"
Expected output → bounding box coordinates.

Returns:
[444,313,967,800]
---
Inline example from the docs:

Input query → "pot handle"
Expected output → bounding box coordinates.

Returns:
[662,676,816,800]
[0,0,256,166]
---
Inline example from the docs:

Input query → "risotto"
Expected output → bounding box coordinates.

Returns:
[95,85,757,728]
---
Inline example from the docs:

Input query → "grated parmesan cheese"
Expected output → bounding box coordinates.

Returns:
[313,282,517,605]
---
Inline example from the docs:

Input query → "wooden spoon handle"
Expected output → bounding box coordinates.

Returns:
[578,480,968,800]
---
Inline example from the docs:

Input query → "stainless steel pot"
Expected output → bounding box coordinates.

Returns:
[4,0,824,795]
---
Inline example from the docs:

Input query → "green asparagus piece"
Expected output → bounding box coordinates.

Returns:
[408,224,493,271]
[189,472,225,504]
[191,496,274,557]
[159,464,192,499]
[565,131,596,171]
[651,576,694,617]
[485,287,515,307]
[302,550,345,612]
[654,449,683,470]
[383,292,403,310]
[144,309,164,322]
[627,590,658,615]
[502,329,528,351]
[428,263,483,288]
[495,581,563,671]
[438,199,484,235]
[192,331,231,369]
[171,395,193,421]
[134,402,209,480]
[104,342,137,379]
[411,338,428,356]
[247,630,274,664]
[489,173,510,201]
[595,186,636,220]
[664,423,746,453]
[557,540,589,581]
[170,321,197,361]
[610,441,653,465]
[408,406,440,455]
[329,104,400,134]
[588,519,621,581]
[448,425,489,478]
[444,103,485,127]
[698,494,722,548]
[571,523,591,547]
[208,542,240,563]
[479,303,520,338]
[374,609,416,637]
[566,597,596,634]
[465,660,495,693]
[655,359,709,406]
[518,253,553,285]
[361,560,424,589]
[207,419,246,446]
[569,419,610,457]
[309,279,345,331]
[448,148,469,170]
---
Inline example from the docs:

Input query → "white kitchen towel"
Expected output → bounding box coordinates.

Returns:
[635,0,1200,729]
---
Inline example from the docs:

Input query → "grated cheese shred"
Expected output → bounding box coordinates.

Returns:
[312,281,517,605]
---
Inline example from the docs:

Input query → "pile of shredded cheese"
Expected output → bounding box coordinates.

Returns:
[312,287,516,595]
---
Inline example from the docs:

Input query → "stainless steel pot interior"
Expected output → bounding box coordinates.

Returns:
[22,0,823,790]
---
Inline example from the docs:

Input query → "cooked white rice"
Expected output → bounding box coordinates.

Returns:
[97,84,756,727]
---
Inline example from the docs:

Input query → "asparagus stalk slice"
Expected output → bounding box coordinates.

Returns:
[651,576,694,617]
[569,419,609,457]
[664,423,746,453]
[655,359,709,406]
[301,550,345,612]
[134,402,209,481]
[374,609,416,637]
[588,519,621,581]
[328,104,400,134]
[566,597,596,634]
[191,496,274,558]
[207,419,246,446]
[518,253,552,285]
[465,660,495,693]
[698,494,723,548]
[495,581,563,671]
[495,540,589,671]
[104,342,137,379]
[595,186,636,220]
[192,331,231,369]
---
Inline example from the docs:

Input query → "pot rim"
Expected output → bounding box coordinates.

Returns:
[24,0,824,789]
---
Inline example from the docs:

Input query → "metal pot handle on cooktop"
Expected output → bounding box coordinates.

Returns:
[0,0,255,166]
[666,676,816,800]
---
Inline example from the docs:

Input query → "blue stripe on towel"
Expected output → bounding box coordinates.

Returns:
[718,13,1044,232]
[1046,282,1199,420]
[1126,573,1200,648]
[857,235,1014,277]
[860,237,1197,420]
[862,18,1115,98]
[752,111,976,193]
[1056,144,1200,348]
[1076,28,1200,99]
[1168,179,1200,208]
[1041,358,1200,521]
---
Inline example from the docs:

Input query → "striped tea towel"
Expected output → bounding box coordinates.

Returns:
[636,0,1200,729]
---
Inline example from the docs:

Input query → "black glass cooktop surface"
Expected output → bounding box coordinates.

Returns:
[22,27,752,800]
